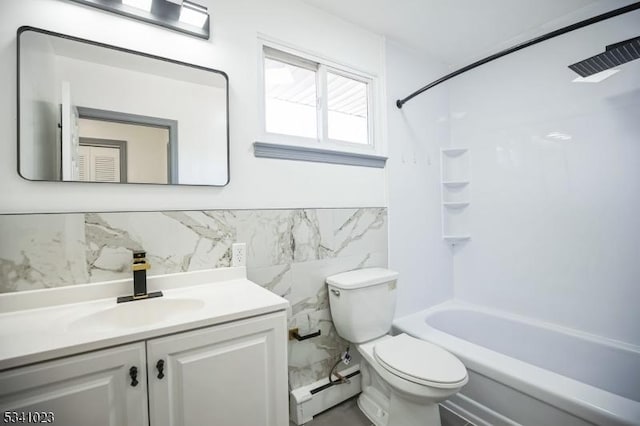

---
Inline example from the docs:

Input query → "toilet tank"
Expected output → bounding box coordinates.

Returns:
[326,268,399,344]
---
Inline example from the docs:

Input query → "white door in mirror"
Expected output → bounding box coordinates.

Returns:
[232,243,246,267]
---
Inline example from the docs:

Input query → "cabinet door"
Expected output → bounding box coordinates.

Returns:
[0,343,148,426]
[147,312,288,426]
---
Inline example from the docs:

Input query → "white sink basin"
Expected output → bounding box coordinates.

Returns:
[69,297,205,330]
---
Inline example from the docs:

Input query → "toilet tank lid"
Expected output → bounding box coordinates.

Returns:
[326,268,399,289]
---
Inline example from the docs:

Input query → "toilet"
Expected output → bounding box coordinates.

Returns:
[326,268,468,426]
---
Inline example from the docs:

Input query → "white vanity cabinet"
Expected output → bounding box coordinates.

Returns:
[0,312,288,426]
[0,343,148,426]
[148,312,288,426]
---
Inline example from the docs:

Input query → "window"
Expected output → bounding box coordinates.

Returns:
[264,52,318,139]
[262,46,372,148]
[327,72,368,145]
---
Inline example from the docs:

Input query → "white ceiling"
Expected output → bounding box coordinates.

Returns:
[301,0,635,67]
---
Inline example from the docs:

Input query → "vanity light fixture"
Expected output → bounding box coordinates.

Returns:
[66,0,210,39]
[121,0,152,12]
[179,1,209,28]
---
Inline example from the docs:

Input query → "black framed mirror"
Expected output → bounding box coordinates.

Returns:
[17,26,229,186]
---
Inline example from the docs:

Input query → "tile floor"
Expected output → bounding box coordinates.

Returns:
[291,397,474,426]
[440,405,475,426]
[291,397,370,426]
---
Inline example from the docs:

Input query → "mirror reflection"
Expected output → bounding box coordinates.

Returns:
[18,27,229,186]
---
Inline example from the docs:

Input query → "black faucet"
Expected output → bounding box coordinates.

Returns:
[117,250,163,303]
[132,250,149,296]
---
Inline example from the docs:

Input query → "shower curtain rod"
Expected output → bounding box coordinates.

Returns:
[395,1,640,109]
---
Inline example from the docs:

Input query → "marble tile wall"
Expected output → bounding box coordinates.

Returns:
[0,208,387,389]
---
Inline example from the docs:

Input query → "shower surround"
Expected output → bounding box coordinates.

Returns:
[0,207,388,389]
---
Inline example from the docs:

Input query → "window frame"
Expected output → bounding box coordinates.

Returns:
[258,39,379,155]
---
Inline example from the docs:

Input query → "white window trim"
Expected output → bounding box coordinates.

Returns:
[257,35,384,160]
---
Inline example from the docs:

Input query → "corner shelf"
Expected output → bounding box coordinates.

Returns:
[443,235,471,243]
[440,148,471,245]
[443,201,470,209]
[441,148,468,156]
[442,180,470,188]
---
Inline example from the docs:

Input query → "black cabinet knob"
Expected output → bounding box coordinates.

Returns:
[156,359,165,379]
[129,366,139,387]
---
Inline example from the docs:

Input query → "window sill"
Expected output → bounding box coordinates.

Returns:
[253,141,387,168]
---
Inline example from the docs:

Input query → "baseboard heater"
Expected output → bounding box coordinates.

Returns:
[289,364,362,425]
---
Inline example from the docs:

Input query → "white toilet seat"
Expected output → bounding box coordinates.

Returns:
[373,333,468,389]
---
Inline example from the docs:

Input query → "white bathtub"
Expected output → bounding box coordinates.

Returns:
[393,302,640,426]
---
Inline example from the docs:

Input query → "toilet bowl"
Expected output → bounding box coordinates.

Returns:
[326,268,468,426]
[356,334,467,426]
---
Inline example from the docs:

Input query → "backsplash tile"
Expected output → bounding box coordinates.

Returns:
[0,214,88,292]
[85,211,235,282]
[0,207,387,389]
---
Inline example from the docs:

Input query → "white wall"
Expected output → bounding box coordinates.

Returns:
[385,40,453,317]
[450,11,640,345]
[0,0,386,213]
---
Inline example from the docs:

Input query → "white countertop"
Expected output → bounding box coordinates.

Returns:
[0,269,289,371]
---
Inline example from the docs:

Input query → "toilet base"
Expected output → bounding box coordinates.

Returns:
[353,336,465,426]
[355,347,449,426]
[357,382,442,426]
[358,385,390,426]
[389,390,441,426]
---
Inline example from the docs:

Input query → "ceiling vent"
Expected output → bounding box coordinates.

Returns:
[569,36,640,77]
